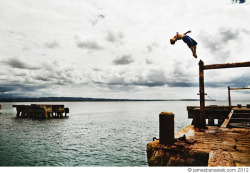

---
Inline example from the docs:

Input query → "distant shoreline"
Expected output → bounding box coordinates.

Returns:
[0,97,216,102]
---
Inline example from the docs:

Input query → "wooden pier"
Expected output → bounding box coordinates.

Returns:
[147,60,250,166]
[13,104,69,119]
[147,106,250,166]
[187,105,250,128]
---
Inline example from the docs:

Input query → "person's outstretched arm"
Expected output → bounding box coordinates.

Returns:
[184,30,191,35]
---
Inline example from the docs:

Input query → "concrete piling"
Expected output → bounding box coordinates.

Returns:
[159,112,174,145]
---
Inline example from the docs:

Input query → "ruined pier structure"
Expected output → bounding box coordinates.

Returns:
[147,60,250,166]
[147,106,250,166]
[13,104,69,119]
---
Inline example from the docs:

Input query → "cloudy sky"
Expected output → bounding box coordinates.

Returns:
[0,0,250,100]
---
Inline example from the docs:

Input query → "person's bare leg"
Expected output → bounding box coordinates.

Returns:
[190,46,197,58]
[194,45,197,58]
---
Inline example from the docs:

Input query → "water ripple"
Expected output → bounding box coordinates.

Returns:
[0,101,224,166]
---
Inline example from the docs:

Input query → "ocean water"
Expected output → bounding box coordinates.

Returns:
[0,100,249,166]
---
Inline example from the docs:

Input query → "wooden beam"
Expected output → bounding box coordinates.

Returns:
[228,87,250,106]
[204,61,250,70]
[221,110,234,128]
[230,87,250,90]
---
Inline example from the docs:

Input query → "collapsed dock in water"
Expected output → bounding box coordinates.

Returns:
[13,104,69,119]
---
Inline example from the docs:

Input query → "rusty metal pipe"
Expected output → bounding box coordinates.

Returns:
[204,61,250,70]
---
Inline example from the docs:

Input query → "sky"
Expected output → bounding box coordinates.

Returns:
[0,0,250,100]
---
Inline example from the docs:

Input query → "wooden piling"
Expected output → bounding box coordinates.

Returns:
[199,60,206,129]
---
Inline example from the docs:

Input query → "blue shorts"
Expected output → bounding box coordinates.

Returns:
[182,35,197,47]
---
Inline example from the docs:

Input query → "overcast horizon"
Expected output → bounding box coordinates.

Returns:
[0,0,250,100]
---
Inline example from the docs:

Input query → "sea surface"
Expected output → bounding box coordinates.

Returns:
[0,100,249,166]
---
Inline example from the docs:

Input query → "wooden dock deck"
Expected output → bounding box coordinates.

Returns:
[13,104,69,119]
[187,105,250,128]
[147,105,250,166]
[147,125,250,166]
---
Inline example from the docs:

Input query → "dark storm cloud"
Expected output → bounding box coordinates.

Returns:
[34,65,78,85]
[2,59,82,90]
[204,74,250,88]
[0,84,46,94]
[242,29,250,34]
[225,75,250,87]
[0,86,16,92]
[201,28,241,52]
[199,27,242,60]
[105,84,136,92]
[112,54,134,65]
[76,40,102,50]
[95,69,197,88]
[94,69,167,87]
[167,80,197,87]
[220,28,240,43]
[92,67,103,71]
[171,60,187,77]
[0,84,49,98]
[91,14,105,25]
[3,58,41,70]
[105,77,197,88]
[145,58,153,64]
[106,31,124,44]
[44,41,59,49]
[34,76,52,82]
[108,78,167,87]
[146,43,158,52]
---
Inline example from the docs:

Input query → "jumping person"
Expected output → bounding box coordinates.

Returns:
[170,30,198,58]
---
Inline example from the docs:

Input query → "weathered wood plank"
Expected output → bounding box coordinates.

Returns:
[221,110,234,128]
